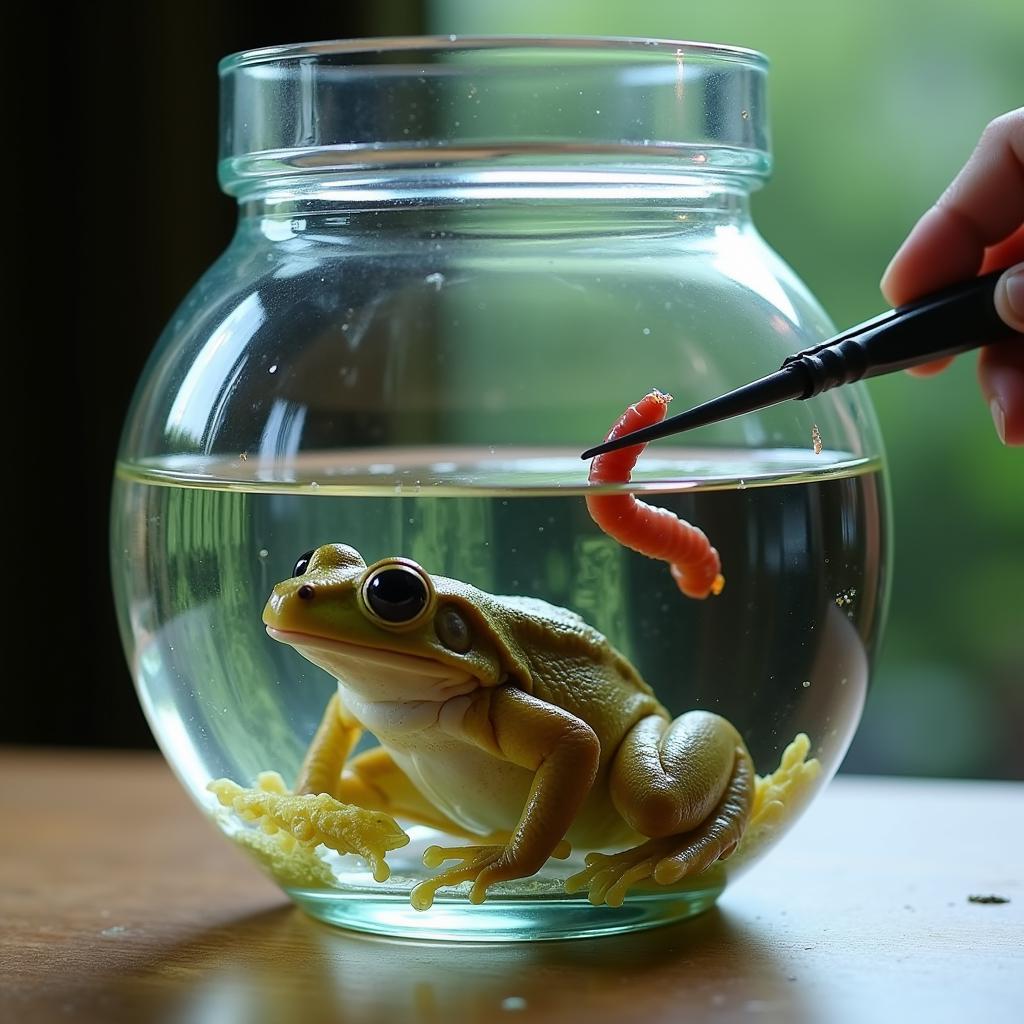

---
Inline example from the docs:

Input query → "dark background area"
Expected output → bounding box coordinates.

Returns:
[12,2,421,749]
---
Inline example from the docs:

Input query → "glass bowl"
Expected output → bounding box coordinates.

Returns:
[111,36,888,941]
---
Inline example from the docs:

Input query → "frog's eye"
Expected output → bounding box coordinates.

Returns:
[361,563,433,627]
[292,549,317,577]
[435,605,472,654]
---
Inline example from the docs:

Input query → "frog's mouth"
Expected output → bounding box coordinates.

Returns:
[266,627,477,702]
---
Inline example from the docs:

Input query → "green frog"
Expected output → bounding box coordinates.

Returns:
[233,542,755,910]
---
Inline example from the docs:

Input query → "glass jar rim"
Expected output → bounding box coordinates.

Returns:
[219,34,769,73]
[218,35,772,197]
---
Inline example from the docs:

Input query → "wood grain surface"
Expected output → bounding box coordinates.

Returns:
[1,748,1020,1024]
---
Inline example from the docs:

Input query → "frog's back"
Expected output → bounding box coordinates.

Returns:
[487,593,665,747]
[492,594,599,637]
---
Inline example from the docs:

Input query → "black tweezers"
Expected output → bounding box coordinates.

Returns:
[582,268,1019,460]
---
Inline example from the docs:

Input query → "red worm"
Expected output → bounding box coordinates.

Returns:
[586,389,725,600]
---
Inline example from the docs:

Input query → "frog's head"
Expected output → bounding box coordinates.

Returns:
[263,544,531,703]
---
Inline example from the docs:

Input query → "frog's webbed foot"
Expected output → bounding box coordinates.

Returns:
[208,774,410,882]
[565,836,676,907]
[411,837,572,911]
[411,844,505,911]
[564,826,739,908]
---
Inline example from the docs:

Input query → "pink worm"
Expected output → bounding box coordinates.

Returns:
[586,390,725,600]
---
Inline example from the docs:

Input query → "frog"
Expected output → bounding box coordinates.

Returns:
[256,543,755,910]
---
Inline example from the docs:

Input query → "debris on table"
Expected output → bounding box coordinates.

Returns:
[967,894,1010,904]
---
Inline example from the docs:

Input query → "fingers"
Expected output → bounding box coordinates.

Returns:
[882,109,1024,305]
[979,338,1024,445]
[881,110,1024,439]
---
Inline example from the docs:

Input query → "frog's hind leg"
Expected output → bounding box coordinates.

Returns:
[337,747,488,840]
[565,711,753,907]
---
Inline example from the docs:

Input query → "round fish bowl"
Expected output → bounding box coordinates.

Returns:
[111,37,888,941]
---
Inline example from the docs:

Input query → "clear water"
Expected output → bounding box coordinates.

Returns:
[112,447,884,940]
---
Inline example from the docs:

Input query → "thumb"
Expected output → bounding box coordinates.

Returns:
[994,262,1024,332]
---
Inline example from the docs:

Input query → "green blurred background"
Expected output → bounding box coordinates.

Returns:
[428,0,1024,777]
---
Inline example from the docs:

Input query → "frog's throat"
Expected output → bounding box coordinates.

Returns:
[267,627,478,702]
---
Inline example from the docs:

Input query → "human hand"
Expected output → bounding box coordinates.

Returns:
[881,108,1024,445]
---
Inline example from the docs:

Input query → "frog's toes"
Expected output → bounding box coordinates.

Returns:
[601,858,663,907]
[650,818,742,885]
[567,824,741,906]
[565,843,667,907]
[411,844,508,911]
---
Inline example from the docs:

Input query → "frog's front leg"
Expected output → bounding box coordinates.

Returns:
[410,686,600,911]
[566,711,753,907]
[295,693,362,796]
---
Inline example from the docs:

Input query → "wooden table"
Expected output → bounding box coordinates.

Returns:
[1,749,1020,1024]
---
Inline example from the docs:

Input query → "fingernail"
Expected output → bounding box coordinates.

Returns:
[995,265,1024,330]
[1007,269,1024,317]
[990,398,1007,445]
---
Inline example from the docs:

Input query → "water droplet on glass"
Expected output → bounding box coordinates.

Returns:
[258,549,269,559]
[802,680,811,688]
[268,364,278,374]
